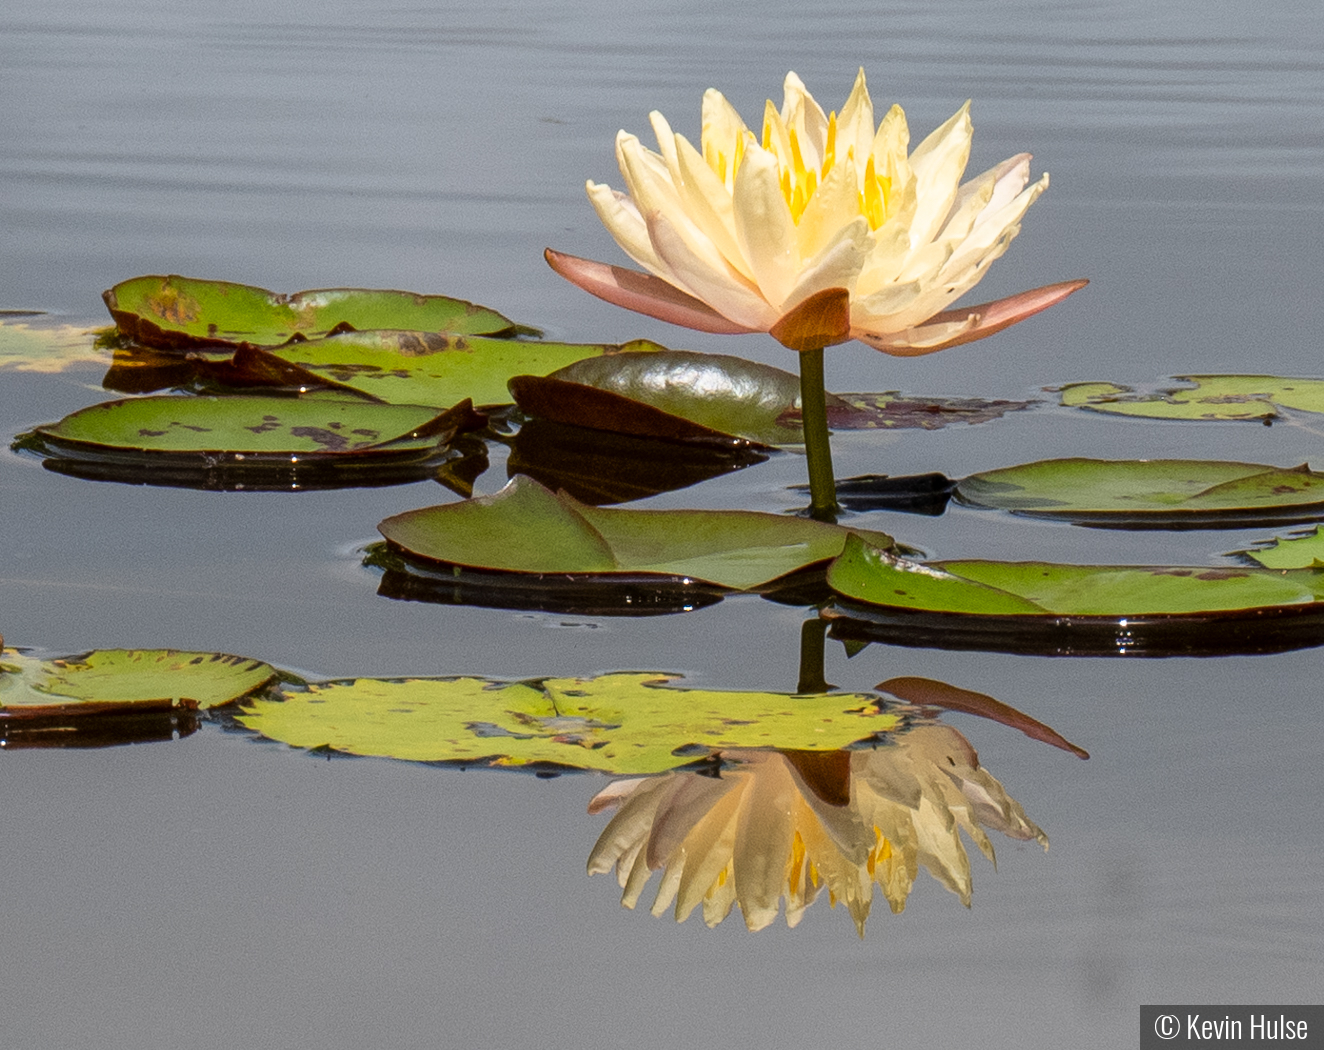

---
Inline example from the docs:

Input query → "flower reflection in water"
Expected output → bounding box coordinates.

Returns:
[588,724,1049,935]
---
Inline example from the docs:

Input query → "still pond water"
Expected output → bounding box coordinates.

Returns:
[2,0,1322,1046]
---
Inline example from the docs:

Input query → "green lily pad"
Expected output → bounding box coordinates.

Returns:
[0,316,111,373]
[827,534,1324,616]
[1239,526,1324,569]
[955,458,1324,527]
[0,647,276,719]
[20,394,474,460]
[1057,375,1324,422]
[377,474,895,591]
[104,275,525,350]
[259,333,664,408]
[237,671,902,774]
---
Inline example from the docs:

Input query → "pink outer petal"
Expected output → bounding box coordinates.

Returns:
[544,248,761,335]
[878,676,1090,759]
[853,278,1089,357]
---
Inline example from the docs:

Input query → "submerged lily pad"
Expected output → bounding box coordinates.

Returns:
[512,349,1033,446]
[0,647,276,719]
[1057,375,1324,422]
[955,458,1324,528]
[0,316,111,373]
[237,671,902,774]
[377,475,895,591]
[104,275,525,350]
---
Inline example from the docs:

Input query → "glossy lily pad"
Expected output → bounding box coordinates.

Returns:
[377,475,895,591]
[104,275,525,350]
[1057,375,1324,422]
[237,671,902,774]
[955,458,1324,528]
[512,350,1034,446]
[0,647,276,719]
[1239,525,1324,569]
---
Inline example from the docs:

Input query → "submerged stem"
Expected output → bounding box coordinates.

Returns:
[797,345,839,522]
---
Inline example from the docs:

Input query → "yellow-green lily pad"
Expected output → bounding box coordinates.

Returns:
[237,671,902,774]
[0,647,276,719]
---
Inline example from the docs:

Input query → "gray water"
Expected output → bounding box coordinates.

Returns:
[2,0,1322,1046]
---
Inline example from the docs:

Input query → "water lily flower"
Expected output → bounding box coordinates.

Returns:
[587,726,1048,935]
[547,69,1085,356]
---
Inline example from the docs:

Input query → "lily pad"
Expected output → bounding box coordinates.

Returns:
[1239,526,1324,569]
[259,333,664,408]
[377,475,895,591]
[1056,375,1324,422]
[829,536,1324,616]
[20,394,478,460]
[237,671,902,774]
[0,647,276,719]
[512,350,1034,446]
[955,458,1324,528]
[104,275,525,350]
[822,535,1324,656]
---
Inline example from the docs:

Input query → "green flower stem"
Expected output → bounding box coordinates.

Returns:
[798,345,839,522]
[796,615,833,695]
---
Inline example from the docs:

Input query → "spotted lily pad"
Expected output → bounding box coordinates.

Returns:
[955,458,1324,528]
[1057,375,1324,422]
[237,671,903,774]
[104,275,525,350]
[20,394,476,460]
[0,647,276,719]
[377,474,895,591]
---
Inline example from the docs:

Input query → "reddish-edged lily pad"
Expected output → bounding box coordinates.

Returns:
[104,275,526,350]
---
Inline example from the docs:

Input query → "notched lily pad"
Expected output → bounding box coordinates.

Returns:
[376,474,896,592]
[15,395,485,490]
[237,671,903,774]
[104,275,527,350]
[1056,375,1324,422]
[1238,525,1324,569]
[823,535,1324,656]
[956,458,1324,528]
[0,647,277,719]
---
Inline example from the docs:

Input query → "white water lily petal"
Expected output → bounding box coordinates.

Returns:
[673,131,754,281]
[701,88,752,192]
[781,217,871,312]
[647,208,778,329]
[906,102,973,249]
[586,182,667,276]
[732,142,799,309]
[835,68,876,172]
[781,70,829,172]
